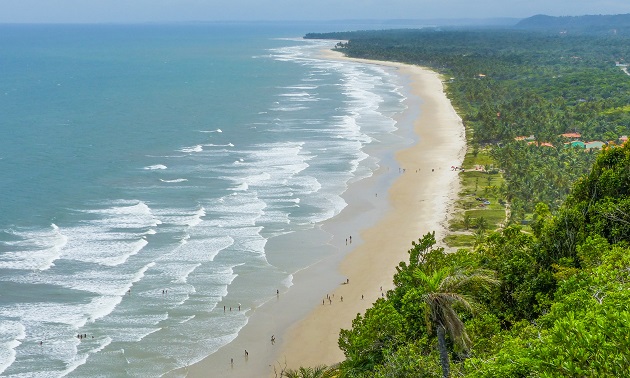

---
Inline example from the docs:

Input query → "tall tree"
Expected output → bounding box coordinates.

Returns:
[414,267,498,378]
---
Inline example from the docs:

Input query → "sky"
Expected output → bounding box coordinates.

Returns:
[1,0,629,24]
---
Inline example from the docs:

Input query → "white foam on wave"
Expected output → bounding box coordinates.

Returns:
[281,274,294,288]
[270,106,308,112]
[152,206,206,228]
[84,295,124,324]
[144,164,167,170]
[72,237,148,267]
[4,262,156,304]
[159,178,188,183]
[180,145,203,153]
[125,262,156,294]
[278,92,311,97]
[229,182,248,191]
[174,263,201,284]
[162,235,234,268]
[59,334,114,377]
[84,200,161,228]
[281,85,319,90]
[253,171,272,181]
[198,128,222,133]
[210,191,266,228]
[188,207,206,228]
[0,321,25,375]
[178,315,195,324]
[0,223,68,271]
[178,233,190,245]
[59,201,160,266]
[203,143,234,147]
[0,301,97,332]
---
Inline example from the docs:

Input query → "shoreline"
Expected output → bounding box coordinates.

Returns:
[275,50,466,370]
[180,49,465,377]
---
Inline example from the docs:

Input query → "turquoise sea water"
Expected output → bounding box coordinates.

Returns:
[0,23,408,376]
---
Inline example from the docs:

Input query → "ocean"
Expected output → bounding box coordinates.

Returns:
[0,23,408,377]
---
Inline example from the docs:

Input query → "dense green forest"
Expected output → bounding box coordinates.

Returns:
[307,26,630,217]
[284,24,630,377]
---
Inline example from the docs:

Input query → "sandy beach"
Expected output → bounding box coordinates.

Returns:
[275,51,466,370]
[181,50,465,377]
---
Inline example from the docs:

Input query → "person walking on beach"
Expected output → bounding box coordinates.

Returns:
[271,335,275,345]
[245,350,248,358]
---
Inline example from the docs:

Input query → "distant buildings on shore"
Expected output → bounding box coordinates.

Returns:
[513,132,628,150]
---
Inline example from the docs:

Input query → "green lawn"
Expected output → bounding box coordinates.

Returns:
[445,145,507,249]
[444,233,477,247]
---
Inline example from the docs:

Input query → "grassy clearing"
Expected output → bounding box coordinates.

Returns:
[445,146,508,249]
[444,233,477,247]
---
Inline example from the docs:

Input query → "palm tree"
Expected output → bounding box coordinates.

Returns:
[475,216,488,232]
[414,267,498,378]
[281,364,338,378]
[462,214,472,230]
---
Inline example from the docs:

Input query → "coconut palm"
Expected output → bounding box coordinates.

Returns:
[414,267,498,378]
[475,216,488,232]
[462,214,472,230]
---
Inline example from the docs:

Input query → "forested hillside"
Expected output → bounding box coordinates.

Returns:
[515,13,630,35]
[285,27,630,377]
[330,142,630,377]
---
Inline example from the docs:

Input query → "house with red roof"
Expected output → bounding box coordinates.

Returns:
[560,132,581,139]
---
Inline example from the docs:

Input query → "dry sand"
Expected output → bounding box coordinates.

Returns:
[180,50,466,378]
[275,50,466,371]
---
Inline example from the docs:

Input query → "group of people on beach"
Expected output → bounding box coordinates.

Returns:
[227,290,285,367]
[223,305,241,312]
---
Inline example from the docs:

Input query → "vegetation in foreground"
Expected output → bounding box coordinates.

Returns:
[288,16,630,378]
[282,141,630,378]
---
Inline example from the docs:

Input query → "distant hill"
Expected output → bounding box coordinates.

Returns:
[515,13,630,35]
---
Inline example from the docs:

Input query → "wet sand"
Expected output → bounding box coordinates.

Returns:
[180,49,465,377]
